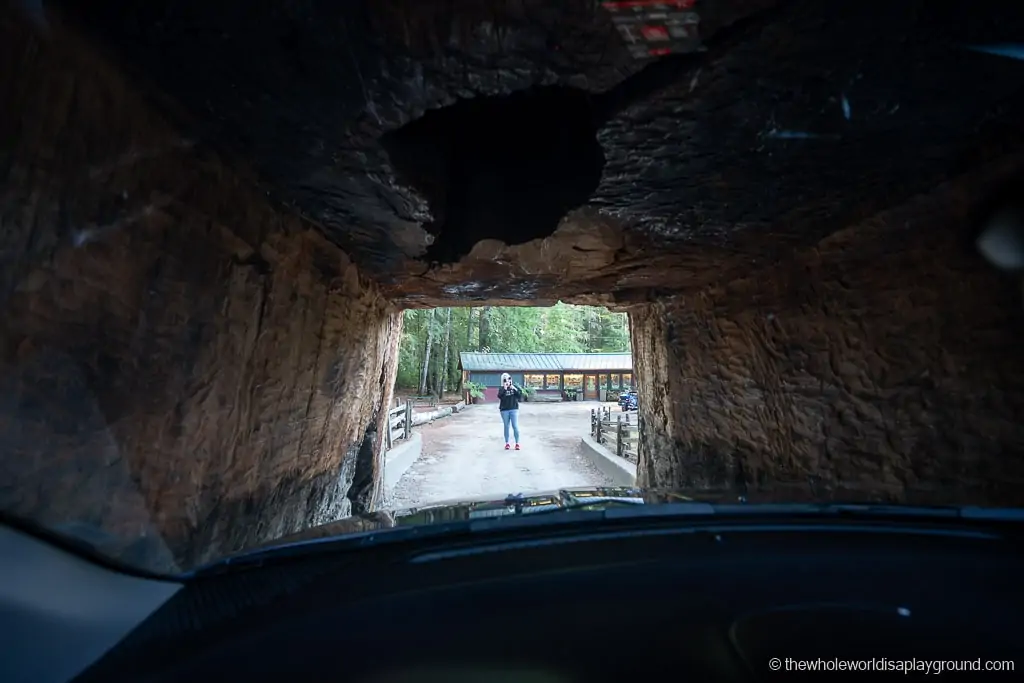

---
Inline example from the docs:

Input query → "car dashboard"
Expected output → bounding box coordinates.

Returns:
[2,515,1022,682]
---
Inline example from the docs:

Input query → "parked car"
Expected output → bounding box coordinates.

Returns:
[619,389,637,411]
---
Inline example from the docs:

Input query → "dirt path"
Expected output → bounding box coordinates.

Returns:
[387,401,614,509]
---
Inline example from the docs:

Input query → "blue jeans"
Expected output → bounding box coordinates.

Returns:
[501,409,520,444]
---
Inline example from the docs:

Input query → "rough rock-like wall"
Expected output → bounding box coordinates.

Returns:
[632,171,1024,505]
[0,14,401,571]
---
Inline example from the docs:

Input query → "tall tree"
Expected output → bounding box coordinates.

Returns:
[466,307,476,348]
[437,307,453,396]
[418,308,436,394]
[478,306,491,351]
[538,302,586,352]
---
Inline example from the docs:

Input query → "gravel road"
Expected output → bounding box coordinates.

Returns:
[387,400,614,509]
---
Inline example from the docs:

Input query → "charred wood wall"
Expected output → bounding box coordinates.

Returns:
[0,14,401,570]
[632,169,1024,505]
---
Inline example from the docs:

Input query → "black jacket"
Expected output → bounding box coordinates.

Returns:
[497,385,521,411]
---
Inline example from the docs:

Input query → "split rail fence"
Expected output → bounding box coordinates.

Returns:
[385,401,413,451]
[590,406,639,461]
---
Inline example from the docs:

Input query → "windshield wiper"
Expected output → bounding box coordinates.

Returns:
[516,500,646,516]
[501,492,646,516]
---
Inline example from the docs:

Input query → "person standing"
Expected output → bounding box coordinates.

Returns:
[497,372,522,450]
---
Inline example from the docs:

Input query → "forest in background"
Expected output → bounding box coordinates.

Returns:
[397,304,631,394]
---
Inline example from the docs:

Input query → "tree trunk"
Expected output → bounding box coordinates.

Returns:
[438,307,453,397]
[466,307,475,348]
[419,309,435,394]
[478,306,491,350]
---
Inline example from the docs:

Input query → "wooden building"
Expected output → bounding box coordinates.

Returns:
[459,352,634,403]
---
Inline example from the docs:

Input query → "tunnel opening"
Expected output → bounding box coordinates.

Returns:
[395,303,632,402]
[388,302,636,510]
[380,86,606,265]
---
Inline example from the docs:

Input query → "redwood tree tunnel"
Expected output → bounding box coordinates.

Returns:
[3,0,1024,570]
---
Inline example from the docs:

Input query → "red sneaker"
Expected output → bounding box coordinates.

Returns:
[504,443,511,450]
[515,443,521,451]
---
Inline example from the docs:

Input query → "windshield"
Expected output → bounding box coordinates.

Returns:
[3,0,1024,577]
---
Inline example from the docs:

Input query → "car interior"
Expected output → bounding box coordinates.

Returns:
[4,510,1023,682]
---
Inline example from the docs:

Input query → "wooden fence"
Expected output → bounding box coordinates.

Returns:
[385,400,413,451]
[590,406,639,461]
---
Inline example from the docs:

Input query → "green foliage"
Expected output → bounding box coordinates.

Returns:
[395,303,631,390]
[463,380,486,399]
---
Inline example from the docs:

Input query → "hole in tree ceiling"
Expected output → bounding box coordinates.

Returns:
[380,85,605,266]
